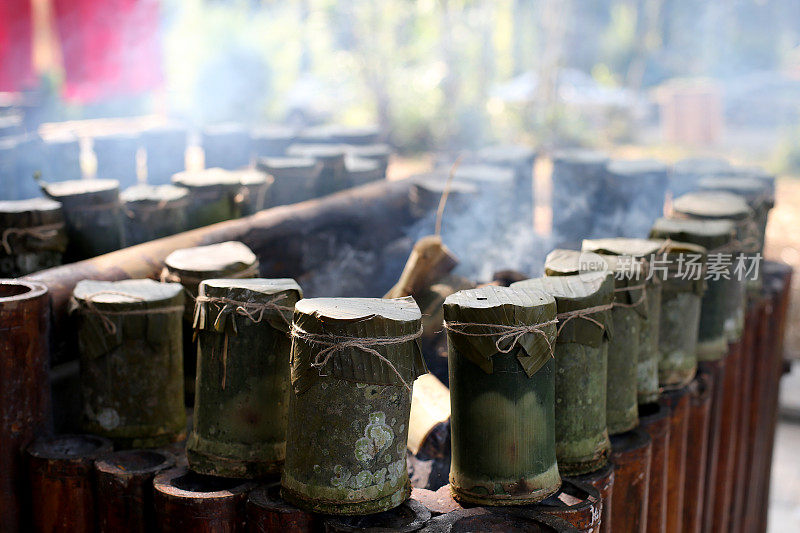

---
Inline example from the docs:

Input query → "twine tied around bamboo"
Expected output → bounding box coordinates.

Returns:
[555,303,614,336]
[1,222,65,255]
[443,318,558,357]
[613,282,648,309]
[74,290,184,335]
[290,323,424,391]
[160,262,261,288]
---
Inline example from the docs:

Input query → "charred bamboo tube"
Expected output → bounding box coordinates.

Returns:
[71,279,186,447]
[609,428,652,533]
[0,280,52,532]
[287,144,351,197]
[511,274,614,475]
[187,278,302,478]
[237,169,273,216]
[650,218,735,361]
[153,466,256,532]
[682,374,713,533]
[581,238,665,405]
[407,373,451,457]
[550,150,609,249]
[94,449,176,533]
[120,184,190,246]
[533,479,603,533]
[0,198,67,277]
[322,499,432,532]
[282,297,428,515]
[639,402,670,533]
[201,123,252,171]
[255,157,322,207]
[246,484,318,533]
[443,285,560,505]
[597,159,668,239]
[297,124,380,146]
[23,178,419,364]
[40,179,125,260]
[345,156,384,187]
[474,144,537,213]
[345,143,393,177]
[567,462,614,533]
[671,191,753,342]
[141,125,188,185]
[697,357,725,533]
[644,239,707,389]
[92,132,140,189]
[250,125,296,158]
[668,157,731,198]
[172,169,244,230]
[27,434,113,533]
[420,508,581,532]
[658,386,690,533]
[544,249,644,434]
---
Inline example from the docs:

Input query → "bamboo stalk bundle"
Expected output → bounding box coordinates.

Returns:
[172,169,244,230]
[609,428,652,533]
[682,374,713,533]
[638,402,670,533]
[94,449,176,533]
[671,191,752,343]
[0,198,67,277]
[120,184,190,246]
[567,462,614,533]
[153,466,256,532]
[201,123,252,170]
[511,273,614,475]
[444,285,560,505]
[0,280,52,532]
[255,157,322,207]
[246,484,318,533]
[187,278,302,478]
[27,434,113,533]
[71,279,186,447]
[659,386,690,533]
[282,297,427,515]
[581,238,664,405]
[40,179,125,260]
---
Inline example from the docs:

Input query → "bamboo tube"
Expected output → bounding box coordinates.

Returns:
[407,373,451,457]
[71,279,186,447]
[141,125,188,185]
[550,150,609,248]
[638,402,670,533]
[0,198,67,277]
[697,176,770,256]
[172,169,244,230]
[0,280,52,532]
[581,238,664,405]
[671,191,752,342]
[153,466,256,532]
[201,124,252,171]
[255,157,322,207]
[120,184,190,246]
[282,297,427,515]
[475,144,537,212]
[420,508,581,532]
[511,274,614,476]
[250,125,296,158]
[597,159,668,239]
[682,374,713,533]
[697,357,725,533]
[322,499,432,532]
[534,479,603,533]
[27,434,113,533]
[668,157,730,198]
[650,218,735,362]
[92,132,140,189]
[297,124,380,146]
[94,449,176,533]
[246,484,318,533]
[444,285,560,505]
[236,169,273,216]
[40,179,125,261]
[345,156,383,187]
[345,143,393,177]
[568,462,614,533]
[287,143,351,197]
[187,278,302,478]
[659,386,690,533]
[609,428,652,533]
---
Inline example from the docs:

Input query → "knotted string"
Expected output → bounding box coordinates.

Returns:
[1,222,64,255]
[75,291,184,335]
[442,318,558,357]
[612,283,648,309]
[160,262,261,288]
[555,303,614,336]
[290,324,424,391]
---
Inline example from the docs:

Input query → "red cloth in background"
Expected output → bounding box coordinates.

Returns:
[0,0,35,92]
[53,0,164,103]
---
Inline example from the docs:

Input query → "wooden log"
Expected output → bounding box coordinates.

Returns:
[568,462,614,533]
[23,178,420,366]
[0,280,52,532]
[246,483,317,533]
[418,507,581,532]
[282,297,427,515]
[72,279,186,447]
[322,499,432,532]
[532,478,603,533]
[682,373,713,533]
[444,286,560,505]
[172,169,244,230]
[384,235,457,300]
[153,466,256,532]
[187,279,302,478]
[638,402,670,533]
[697,357,725,533]
[658,386,690,533]
[609,428,652,533]
[511,274,614,476]
[0,198,67,277]
[94,449,176,533]
[27,434,113,533]
[40,179,125,261]
[120,184,190,246]
[407,373,451,458]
